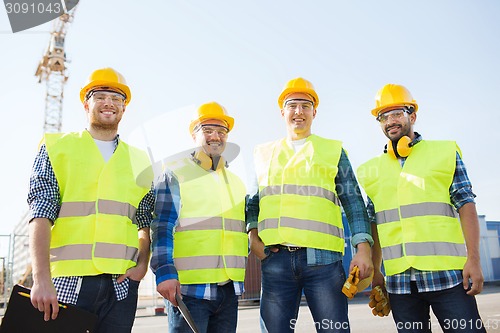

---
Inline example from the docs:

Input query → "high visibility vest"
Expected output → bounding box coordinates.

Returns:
[45,131,153,277]
[254,135,345,252]
[357,140,467,276]
[169,157,248,284]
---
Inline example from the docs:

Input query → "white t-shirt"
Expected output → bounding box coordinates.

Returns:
[94,139,115,162]
[288,138,306,153]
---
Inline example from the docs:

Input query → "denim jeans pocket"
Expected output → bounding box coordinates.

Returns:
[260,247,275,263]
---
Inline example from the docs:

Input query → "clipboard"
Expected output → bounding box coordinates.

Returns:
[175,293,200,333]
[0,284,98,333]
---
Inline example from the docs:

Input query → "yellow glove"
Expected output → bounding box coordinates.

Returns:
[369,285,391,317]
[342,266,360,299]
[342,266,373,299]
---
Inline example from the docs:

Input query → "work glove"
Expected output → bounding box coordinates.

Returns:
[369,285,391,317]
[342,266,360,299]
[342,266,373,299]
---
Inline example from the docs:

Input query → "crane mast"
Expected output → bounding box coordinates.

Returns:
[9,1,80,292]
[35,1,78,133]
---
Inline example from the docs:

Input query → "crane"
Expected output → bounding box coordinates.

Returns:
[34,0,79,133]
[12,0,80,289]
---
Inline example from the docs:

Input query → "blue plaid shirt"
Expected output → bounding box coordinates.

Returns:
[150,167,245,301]
[27,135,155,304]
[367,143,476,295]
[246,148,373,265]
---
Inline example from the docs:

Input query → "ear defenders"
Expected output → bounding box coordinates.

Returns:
[385,136,412,158]
[384,132,421,159]
[191,150,226,171]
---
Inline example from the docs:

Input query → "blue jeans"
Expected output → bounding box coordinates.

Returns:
[389,282,486,332]
[260,247,349,333]
[166,282,238,333]
[75,274,140,333]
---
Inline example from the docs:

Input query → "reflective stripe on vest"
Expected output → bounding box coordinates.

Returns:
[51,243,138,262]
[169,158,247,284]
[254,135,345,252]
[376,202,457,224]
[176,217,245,233]
[59,199,138,223]
[357,140,466,275]
[258,217,343,238]
[260,184,341,206]
[45,131,152,277]
[382,242,466,261]
[174,255,246,270]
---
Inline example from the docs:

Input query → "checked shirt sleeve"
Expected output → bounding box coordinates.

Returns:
[135,186,155,229]
[27,144,60,223]
[450,152,476,210]
[150,170,181,285]
[335,149,373,247]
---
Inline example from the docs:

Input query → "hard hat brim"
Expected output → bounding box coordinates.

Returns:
[371,102,418,117]
[80,80,132,105]
[189,114,234,134]
[278,88,319,109]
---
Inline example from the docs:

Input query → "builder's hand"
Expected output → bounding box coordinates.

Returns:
[371,269,385,288]
[369,285,391,317]
[342,266,360,299]
[342,265,373,299]
[349,242,373,280]
[463,257,484,296]
[157,279,181,306]
[31,279,60,321]
[117,261,148,284]
[248,229,268,260]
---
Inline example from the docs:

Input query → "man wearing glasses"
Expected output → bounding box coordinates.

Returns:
[27,67,154,332]
[247,77,373,332]
[151,101,248,332]
[357,84,485,332]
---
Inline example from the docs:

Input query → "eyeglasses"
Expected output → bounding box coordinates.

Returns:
[200,126,228,138]
[284,99,314,112]
[91,91,125,105]
[376,109,409,123]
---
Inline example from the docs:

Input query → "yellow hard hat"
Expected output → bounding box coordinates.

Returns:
[278,77,319,109]
[189,101,234,134]
[80,67,132,105]
[371,84,418,117]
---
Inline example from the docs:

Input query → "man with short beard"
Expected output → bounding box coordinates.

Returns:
[27,67,154,333]
[357,83,486,332]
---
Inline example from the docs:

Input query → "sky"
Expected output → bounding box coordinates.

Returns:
[0,0,499,243]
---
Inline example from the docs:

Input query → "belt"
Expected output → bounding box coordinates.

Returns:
[274,244,304,252]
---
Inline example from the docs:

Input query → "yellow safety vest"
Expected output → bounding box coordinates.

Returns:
[254,135,345,252]
[169,156,248,284]
[357,140,467,276]
[45,131,153,277]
